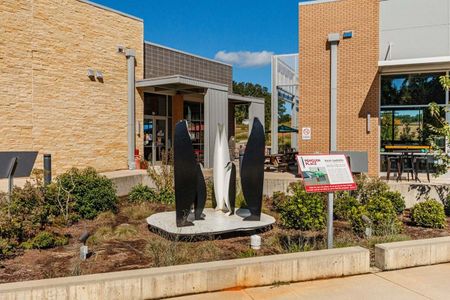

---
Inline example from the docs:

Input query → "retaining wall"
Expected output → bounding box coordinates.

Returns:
[0,247,369,300]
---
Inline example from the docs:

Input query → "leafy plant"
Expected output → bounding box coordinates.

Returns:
[147,152,175,204]
[128,184,156,203]
[275,183,326,231]
[27,231,68,249]
[350,196,402,236]
[383,190,406,215]
[47,167,117,221]
[0,182,50,242]
[411,199,446,229]
[334,192,360,221]
[351,174,389,205]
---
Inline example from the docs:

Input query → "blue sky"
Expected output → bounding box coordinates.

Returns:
[90,0,306,89]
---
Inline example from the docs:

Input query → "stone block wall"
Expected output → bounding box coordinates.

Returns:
[0,0,144,173]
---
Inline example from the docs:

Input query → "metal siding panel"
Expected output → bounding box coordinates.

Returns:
[380,0,450,60]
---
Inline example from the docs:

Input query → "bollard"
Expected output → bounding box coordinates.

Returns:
[43,154,52,185]
[239,147,245,169]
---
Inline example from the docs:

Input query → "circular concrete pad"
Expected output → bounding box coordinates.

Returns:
[147,208,275,237]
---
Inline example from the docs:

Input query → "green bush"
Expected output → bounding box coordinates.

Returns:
[0,182,50,242]
[275,183,326,231]
[147,153,175,204]
[47,167,117,220]
[411,199,446,229]
[156,187,175,205]
[444,194,450,216]
[334,192,360,221]
[350,196,402,236]
[128,184,156,203]
[26,231,68,249]
[383,190,406,215]
[352,174,389,205]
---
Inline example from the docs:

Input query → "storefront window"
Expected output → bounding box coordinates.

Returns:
[381,73,446,106]
[380,72,448,171]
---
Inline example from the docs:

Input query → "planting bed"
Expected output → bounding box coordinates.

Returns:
[1,198,450,284]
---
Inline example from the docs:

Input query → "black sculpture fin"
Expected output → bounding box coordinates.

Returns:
[240,118,265,221]
[194,163,206,220]
[228,162,236,215]
[174,121,197,227]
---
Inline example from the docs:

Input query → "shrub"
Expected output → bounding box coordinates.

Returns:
[350,196,402,236]
[275,183,326,231]
[0,182,50,242]
[147,152,175,204]
[27,231,68,249]
[352,174,390,205]
[411,199,446,229]
[128,184,156,203]
[155,187,175,205]
[383,191,406,215]
[0,238,16,257]
[47,167,117,220]
[334,192,360,221]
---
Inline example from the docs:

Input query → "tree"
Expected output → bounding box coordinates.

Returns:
[427,75,450,176]
[232,81,271,130]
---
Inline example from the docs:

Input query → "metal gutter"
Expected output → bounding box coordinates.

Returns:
[77,0,143,22]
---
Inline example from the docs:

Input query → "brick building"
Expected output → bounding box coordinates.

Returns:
[297,0,450,176]
[0,0,263,173]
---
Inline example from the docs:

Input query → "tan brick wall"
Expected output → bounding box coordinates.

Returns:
[0,0,144,174]
[298,0,380,176]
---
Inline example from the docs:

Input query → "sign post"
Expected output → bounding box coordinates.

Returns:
[296,154,356,249]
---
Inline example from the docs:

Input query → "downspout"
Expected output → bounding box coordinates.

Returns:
[328,33,340,152]
[326,33,340,250]
[126,49,136,170]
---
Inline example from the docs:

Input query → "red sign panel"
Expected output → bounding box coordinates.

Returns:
[296,154,357,193]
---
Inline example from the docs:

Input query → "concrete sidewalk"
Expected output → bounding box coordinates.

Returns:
[170,263,450,300]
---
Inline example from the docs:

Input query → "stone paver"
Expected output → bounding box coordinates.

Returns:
[171,263,450,300]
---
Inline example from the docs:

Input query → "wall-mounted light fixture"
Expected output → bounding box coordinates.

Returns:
[367,113,371,133]
[343,31,353,39]
[87,69,95,80]
[95,70,103,81]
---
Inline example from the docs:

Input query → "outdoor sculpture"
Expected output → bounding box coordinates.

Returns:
[174,120,206,227]
[213,124,233,213]
[240,117,265,221]
[148,117,273,235]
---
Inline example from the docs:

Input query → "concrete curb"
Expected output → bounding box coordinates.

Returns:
[375,236,450,270]
[0,246,369,300]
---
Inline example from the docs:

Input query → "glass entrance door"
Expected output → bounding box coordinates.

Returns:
[154,118,166,162]
[144,116,168,164]
[143,118,154,162]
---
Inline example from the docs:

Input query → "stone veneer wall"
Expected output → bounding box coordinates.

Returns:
[298,0,380,176]
[0,0,144,173]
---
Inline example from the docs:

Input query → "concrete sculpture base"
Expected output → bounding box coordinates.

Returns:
[147,208,275,237]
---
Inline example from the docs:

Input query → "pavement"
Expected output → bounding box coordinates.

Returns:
[169,263,450,300]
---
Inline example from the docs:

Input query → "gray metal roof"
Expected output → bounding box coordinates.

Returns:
[136,75,229,92]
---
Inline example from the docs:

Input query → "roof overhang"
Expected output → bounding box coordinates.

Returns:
[136,75,229,94]
[379,56,450,74]
[228,93,265,104]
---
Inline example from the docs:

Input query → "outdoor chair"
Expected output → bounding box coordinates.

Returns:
[414,155,432,182]
[386,155,401,181]
[400,152,415,182]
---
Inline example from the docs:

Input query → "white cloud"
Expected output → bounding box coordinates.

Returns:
[214,50,274,67]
